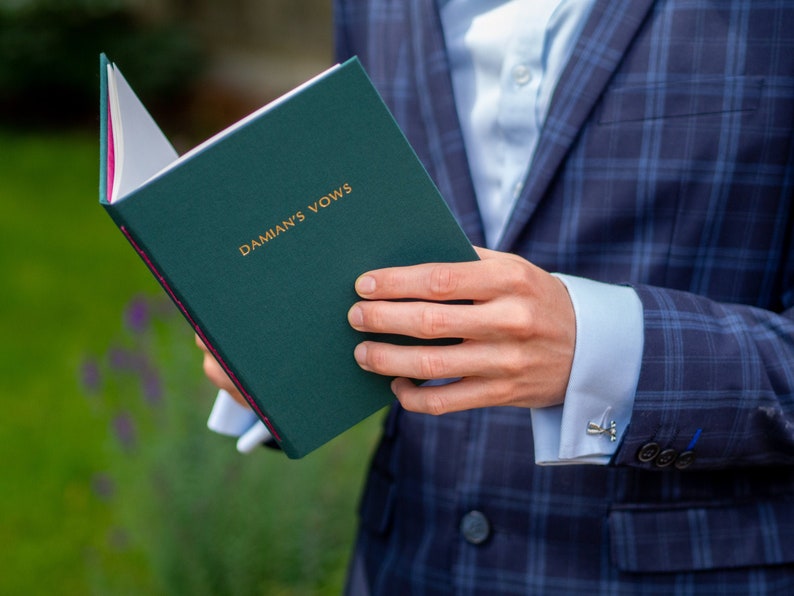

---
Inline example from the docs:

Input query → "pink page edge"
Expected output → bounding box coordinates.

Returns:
[106,102,115,203]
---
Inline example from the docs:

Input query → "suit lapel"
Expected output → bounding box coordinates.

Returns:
[408,0,487,246]
[497,0,657,252]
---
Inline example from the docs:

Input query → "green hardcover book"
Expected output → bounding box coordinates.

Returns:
[99,54,477,458]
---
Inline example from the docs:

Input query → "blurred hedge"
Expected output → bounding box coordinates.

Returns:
[0,0,205,126]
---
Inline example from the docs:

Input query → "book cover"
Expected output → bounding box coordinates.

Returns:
[99,54,477,458]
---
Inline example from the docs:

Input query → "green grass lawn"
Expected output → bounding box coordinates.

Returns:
[0,129,380,594]
[0,129,156,594]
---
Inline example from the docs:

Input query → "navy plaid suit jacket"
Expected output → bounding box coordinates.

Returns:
[335,0,794,593]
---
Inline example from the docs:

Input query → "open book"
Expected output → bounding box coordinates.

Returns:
[103,59,340,204]
[99,54,477,458]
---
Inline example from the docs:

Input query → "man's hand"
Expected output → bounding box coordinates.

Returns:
[347,247,576,416]
[195,334,249,408]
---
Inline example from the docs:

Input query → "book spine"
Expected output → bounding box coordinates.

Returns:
[117,223,282,444]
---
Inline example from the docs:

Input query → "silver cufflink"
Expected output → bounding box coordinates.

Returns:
[587,420,617,442]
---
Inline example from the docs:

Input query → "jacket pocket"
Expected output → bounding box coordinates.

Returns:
[608,498,794,573]
[598,76,763,124]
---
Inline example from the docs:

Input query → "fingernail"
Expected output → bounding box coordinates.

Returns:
[348,305,364,327]
[356,275,376,295]
[354,343,368,367]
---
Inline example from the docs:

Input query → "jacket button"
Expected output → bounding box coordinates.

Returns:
[637,442,660,462]
[654,448,677,468]
[675,450,696,469]
[460,510,490,545]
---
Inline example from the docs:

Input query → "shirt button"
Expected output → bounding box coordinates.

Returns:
[513,180,524,199]
[637,442,660,463]
[511,63,532,86]
[460,510,491,545]
[654,448,678,468]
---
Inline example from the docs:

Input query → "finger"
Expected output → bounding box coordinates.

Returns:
[353,340,502,381]
[393,374,564,414]
[391,376,497,415]
[195,333,208,351]
[202,352,238,395]
[197,334,248,407]
[349,292,542,342]
[349,300,493,340]
[355,260,491,302]
[355,255,538,303]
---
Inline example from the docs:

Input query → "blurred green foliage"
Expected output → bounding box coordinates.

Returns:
[0,0,205,125]
[0,128,379,594]
[0,128,159,595]
[85,294,379,595]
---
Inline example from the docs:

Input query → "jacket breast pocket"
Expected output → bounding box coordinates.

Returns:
[597,76,763,124]
[608,498,794,573]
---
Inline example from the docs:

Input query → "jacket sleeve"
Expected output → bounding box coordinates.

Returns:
[614,281,794,469]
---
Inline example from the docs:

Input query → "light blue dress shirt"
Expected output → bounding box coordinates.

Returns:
[440,0,643,464]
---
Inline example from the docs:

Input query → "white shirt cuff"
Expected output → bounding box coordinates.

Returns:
[207,389,272,453]
[532,274,643,465]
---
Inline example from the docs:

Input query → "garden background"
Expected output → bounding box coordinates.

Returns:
[1,1,383,593]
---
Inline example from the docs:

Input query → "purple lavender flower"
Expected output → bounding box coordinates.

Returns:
[108,346,152,376]
[141,370,163,405]
[108,346,136,371]
[112,412,137,451]
[79,357,102,394]
[124,295,150,334]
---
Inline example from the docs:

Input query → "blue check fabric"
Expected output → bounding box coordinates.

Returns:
[335,0,794,593]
